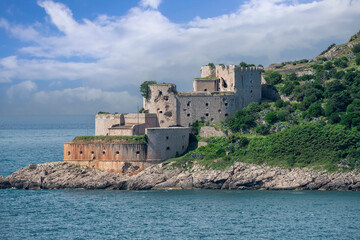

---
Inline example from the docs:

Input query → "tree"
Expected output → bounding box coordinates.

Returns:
[140,81,157,99]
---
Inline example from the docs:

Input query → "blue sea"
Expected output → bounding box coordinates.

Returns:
[0,115,360,240]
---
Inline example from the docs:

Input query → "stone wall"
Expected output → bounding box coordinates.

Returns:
[177,92,236,127]
[143,84,179,127]
[95,113,158,136]
[193,79,219,92]
[234,67,262,108]
[95,114,121,136]
[64,142,150,175]
[146,127,189,161]
[199,126,228,138]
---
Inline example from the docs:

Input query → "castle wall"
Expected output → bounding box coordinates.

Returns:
[146,127,189,161]
[143,84,179,127]
[200,66,216,78]
[64,142,150,175]
[193,79,219,92]
[95,114,121,136]
[234,67,262,107]
[177,93,236,127]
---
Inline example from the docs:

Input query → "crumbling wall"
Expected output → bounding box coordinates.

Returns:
[177,92,236,127]
[143,84,179,127]
[146,127,189,161]
[199,126,228,138]
[193,79,219,92]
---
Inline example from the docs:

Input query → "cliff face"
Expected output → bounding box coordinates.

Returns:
[1,162,360,191]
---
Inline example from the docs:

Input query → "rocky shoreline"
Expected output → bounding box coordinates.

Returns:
[1,161,360,190]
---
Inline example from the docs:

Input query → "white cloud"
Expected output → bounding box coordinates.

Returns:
[140,0,162,9]
[1,0,360,114]
[6,81,37,99]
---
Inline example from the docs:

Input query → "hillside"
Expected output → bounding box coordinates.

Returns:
[169,31,360,172]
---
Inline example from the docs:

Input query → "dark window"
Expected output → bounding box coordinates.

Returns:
[205,103,209,107]
[67,151,71,156]
[103,151,106,155]
[187,101,191,106]
[164,96,169,100]
[136,151,140,154]
[218,109,221,112]
[182,146,184,149]
[225,113,228,117]
[187,113,190,117]
[205,113,209,117]
[166,136,169,140]
[225,103,228,106]
[211,118,214,122]
[204,89,207,91]
[91,151,94,154]
[159,91,162,95]
[166,147,170,150]
[116,151,119,154]
[160,120,164,123]
[159,110,163,113]
[250,90,253,93]
[80,151,83,154]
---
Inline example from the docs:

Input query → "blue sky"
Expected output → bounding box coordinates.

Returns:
[0,0,359,115]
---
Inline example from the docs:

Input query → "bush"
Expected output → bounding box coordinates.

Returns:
[274,99,285,108]
[225,109,256,132]
[265,111,278,124]
[306,102,324,118]
[356,56,360,66]
[140,81,157,99]
[264,71,282,85]
[352,44,360,54]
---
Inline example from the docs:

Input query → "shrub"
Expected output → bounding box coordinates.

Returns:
[354,56,360,66]
[225,109,256,132]
[274,99,285,108]
[264,71,282,85]
[265,111,278,124]
[352,44,360,54]
[140,81,157,99]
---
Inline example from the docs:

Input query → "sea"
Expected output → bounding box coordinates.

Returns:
[0,115,359,240]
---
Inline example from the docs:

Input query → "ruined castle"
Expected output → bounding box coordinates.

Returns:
[64,64,262,175]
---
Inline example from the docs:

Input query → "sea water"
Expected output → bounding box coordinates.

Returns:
[0,115,359,240]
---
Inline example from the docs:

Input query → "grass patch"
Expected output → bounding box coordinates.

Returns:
[73,135,147,144]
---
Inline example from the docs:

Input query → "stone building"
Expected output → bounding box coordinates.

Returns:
[143,64,262,127]
[64,64,261,175]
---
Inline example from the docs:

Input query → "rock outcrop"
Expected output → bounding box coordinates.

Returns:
[1,161,360,190]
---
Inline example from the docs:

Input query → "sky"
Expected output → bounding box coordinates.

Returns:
[0,0,359,115]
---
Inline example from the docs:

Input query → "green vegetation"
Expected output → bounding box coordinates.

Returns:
[208,63,215,69]
[73,135,147,144]
[140,81,157,99]
[168,31,360,172]
[264,71,282,85]
[169,123,360,171]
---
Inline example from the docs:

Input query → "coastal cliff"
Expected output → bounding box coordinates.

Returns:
[1,161,359,190]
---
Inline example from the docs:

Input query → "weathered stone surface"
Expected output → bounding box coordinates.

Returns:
[2,161,360,191]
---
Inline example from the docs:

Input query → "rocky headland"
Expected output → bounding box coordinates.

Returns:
[1,161,359,191]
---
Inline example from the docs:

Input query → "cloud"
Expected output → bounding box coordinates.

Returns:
[6,81,37,99]
[140,0,162,9]
[1,0,360,114]
[2,85,141,115]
